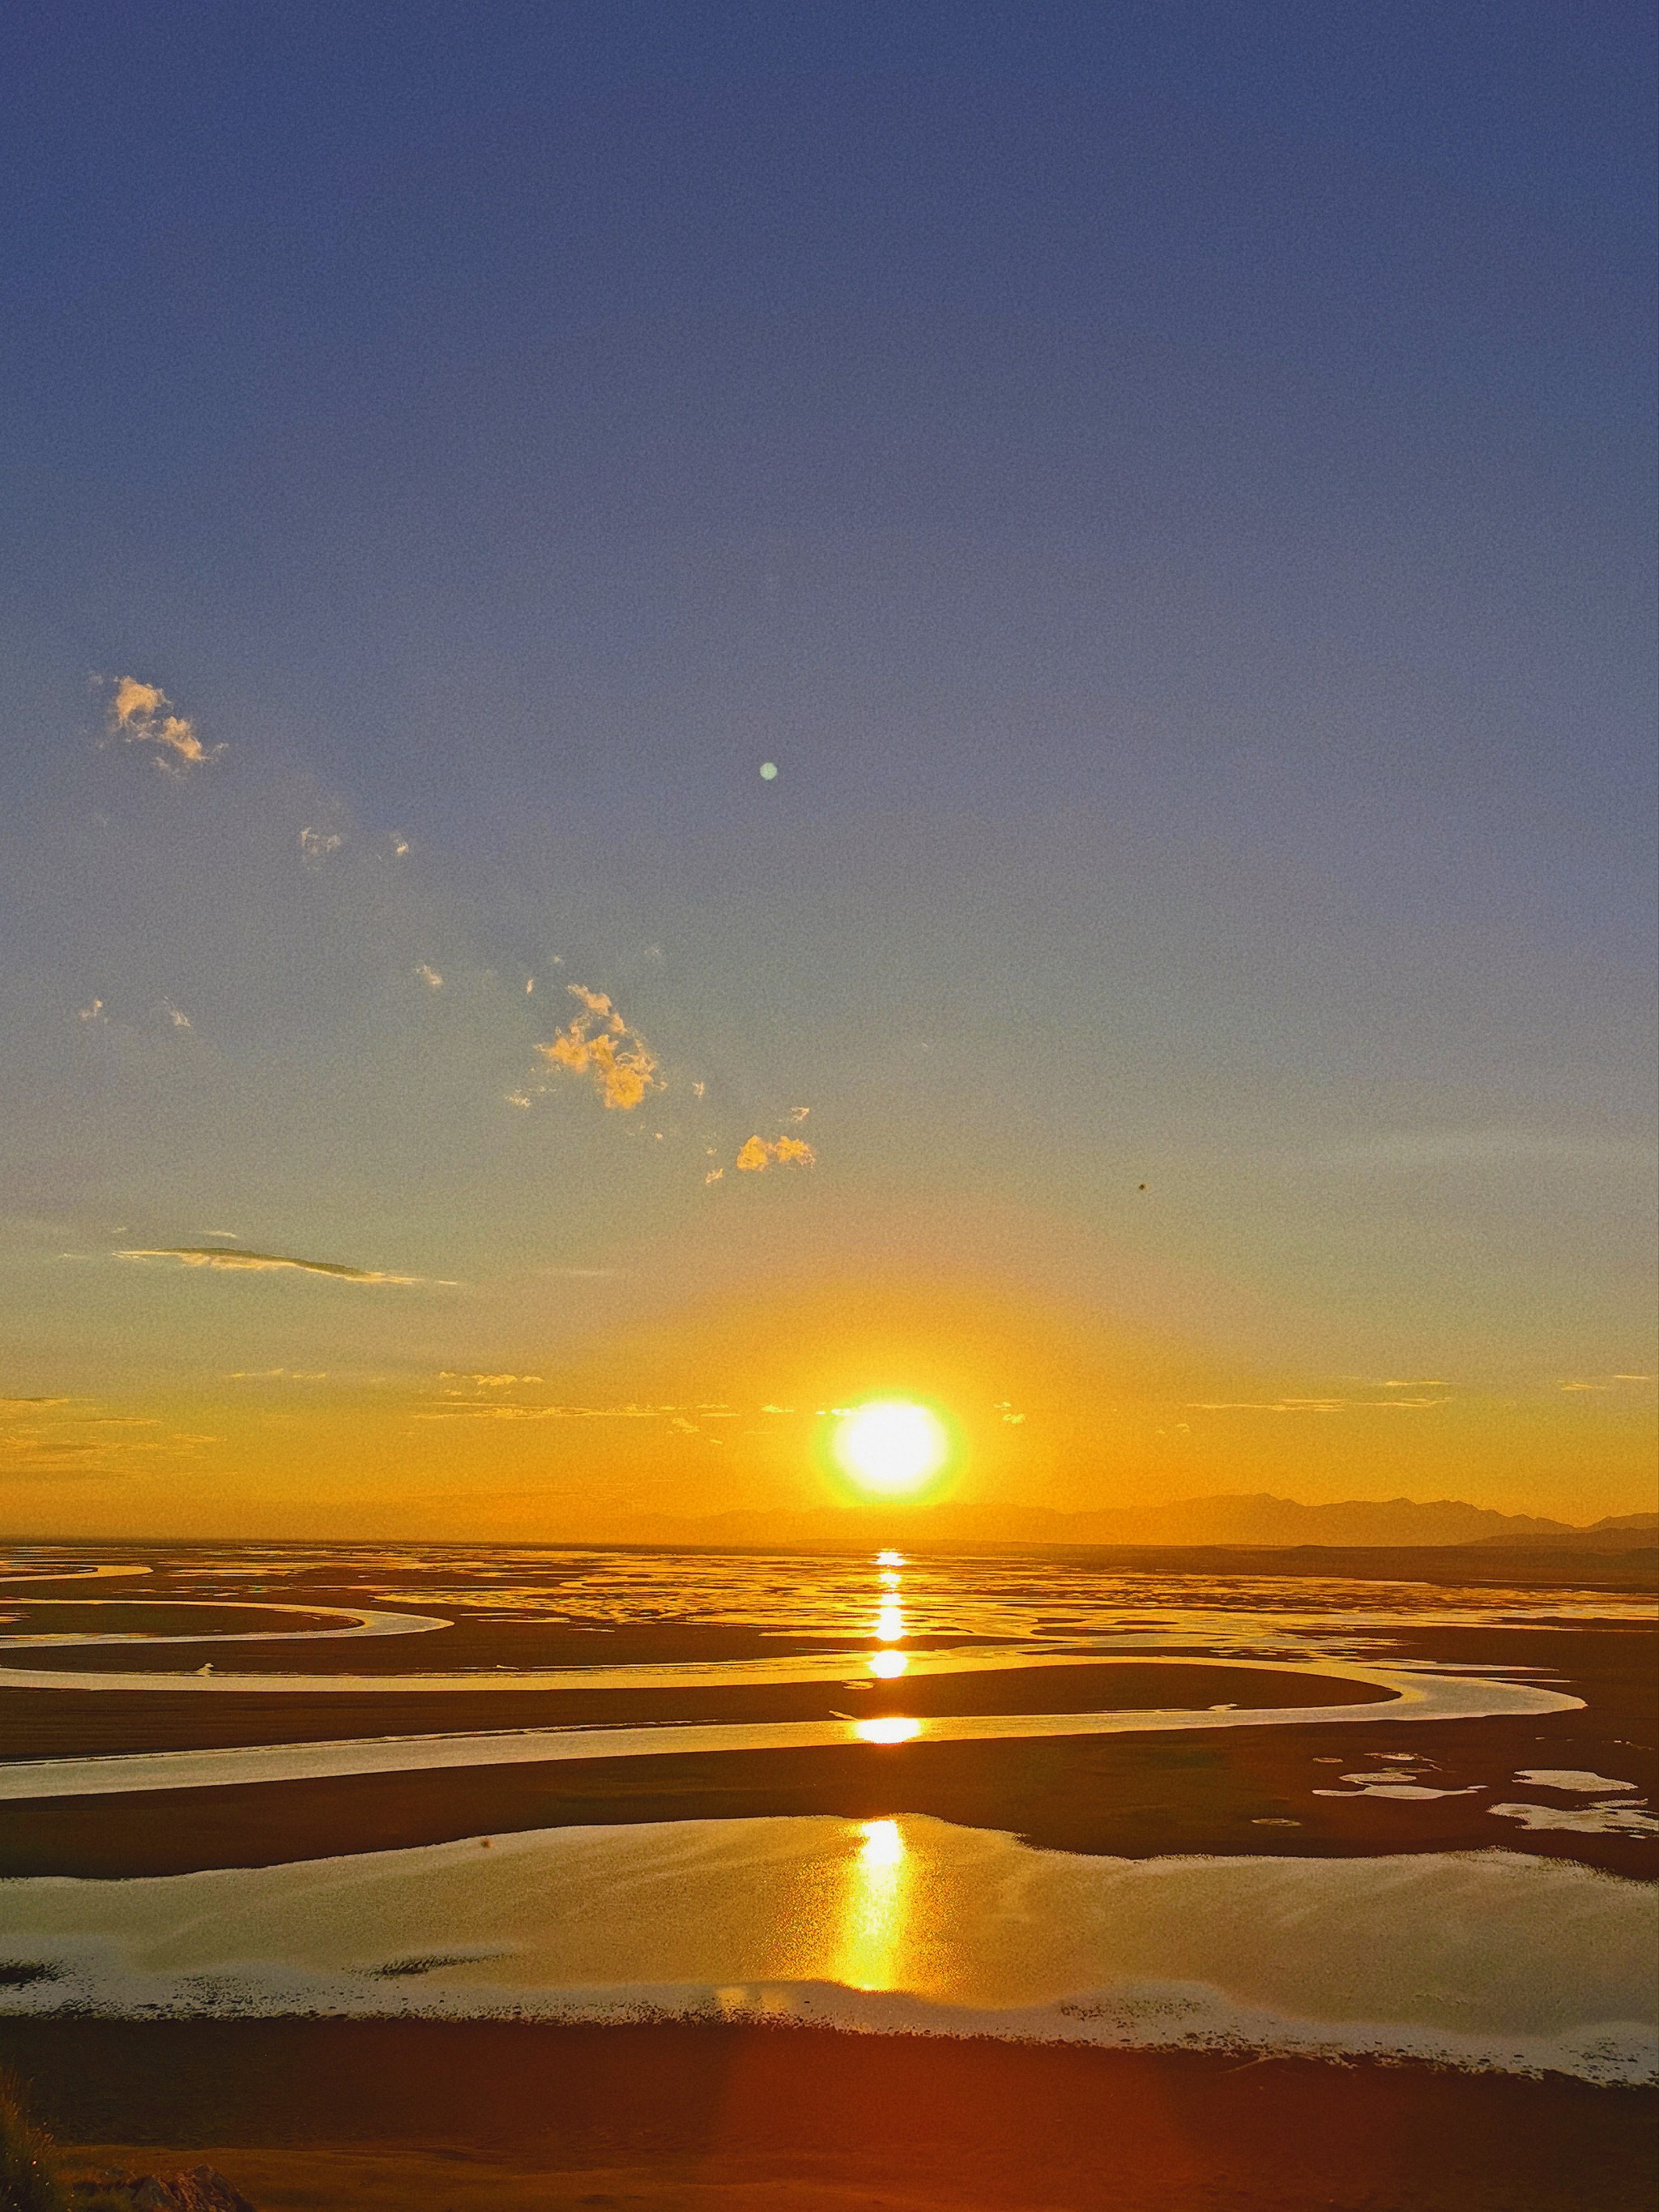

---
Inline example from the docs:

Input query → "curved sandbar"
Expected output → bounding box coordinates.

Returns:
[0,1642,1321,1694]
[0,1602,449,1654]
[0,1655,1580,1801]
[0,1562,151,1586]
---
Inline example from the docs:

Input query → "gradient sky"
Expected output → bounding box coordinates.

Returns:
[2,2,1654,1536]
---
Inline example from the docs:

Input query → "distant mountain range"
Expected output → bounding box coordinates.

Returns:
[609,1493,1658,1552]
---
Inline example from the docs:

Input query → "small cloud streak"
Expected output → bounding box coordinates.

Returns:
[416,1399,725,1424]
[299,826,344,864]
[0,1394,212,1484]
[438,1372,544,1388]
[117,1247,433,1286]
[226,1369,330,1381]
[1188,1395,1447,1414]
[736,1133,817,1172]
[414,964,444,990]
[535,984,663,1112]
[105,677,221,771]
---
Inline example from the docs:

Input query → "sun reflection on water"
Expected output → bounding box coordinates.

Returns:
[853,1715,922,1744]
[869,1649,908,1679]
[834,1817,911,1990]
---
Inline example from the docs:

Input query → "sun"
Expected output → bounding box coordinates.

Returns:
[831,1399,950,1499]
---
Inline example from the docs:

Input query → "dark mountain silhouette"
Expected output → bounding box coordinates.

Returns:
[607,1494,1657,1552]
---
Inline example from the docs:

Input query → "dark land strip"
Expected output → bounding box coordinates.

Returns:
[6,2020,1654,2212]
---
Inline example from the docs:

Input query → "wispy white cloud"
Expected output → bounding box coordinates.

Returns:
[1188,1395,1447,1414]
[415,1398,726,1424]
[104,676,222,771]
[1315,1128,1651,1172]
[437,1371,545,1388]
[414,964,444,990]
[226,1369,330,1381]
[0,1394,211,1483]
[298,826,344,864]
[117,1246,437,1286]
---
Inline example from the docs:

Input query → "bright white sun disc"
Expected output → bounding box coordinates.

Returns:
[832,1400,949,1498]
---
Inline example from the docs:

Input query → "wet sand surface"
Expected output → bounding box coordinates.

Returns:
[2,1546,1653,2210]
[0,1659,1380,1753]
[2,1625,1647,1880]
[15,2021,1654,2212]
[0,1603,348,1642]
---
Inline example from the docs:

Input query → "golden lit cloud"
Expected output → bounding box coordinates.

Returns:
[736,1133,817,1172]
[104,677,220,771]
[116,1247,431,1285]
[535,984,662,1112]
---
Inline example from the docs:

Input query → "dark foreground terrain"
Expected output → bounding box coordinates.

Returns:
[7,2018,1654,2212]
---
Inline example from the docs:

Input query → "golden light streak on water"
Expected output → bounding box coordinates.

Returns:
[869,1650,909,1679]
[834,1817,911,1991]
[853,1716,922,1744]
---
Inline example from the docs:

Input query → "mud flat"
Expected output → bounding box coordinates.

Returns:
[18,2022,1657,2212]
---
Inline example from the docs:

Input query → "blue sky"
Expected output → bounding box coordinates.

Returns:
[0,2,1653,1532]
